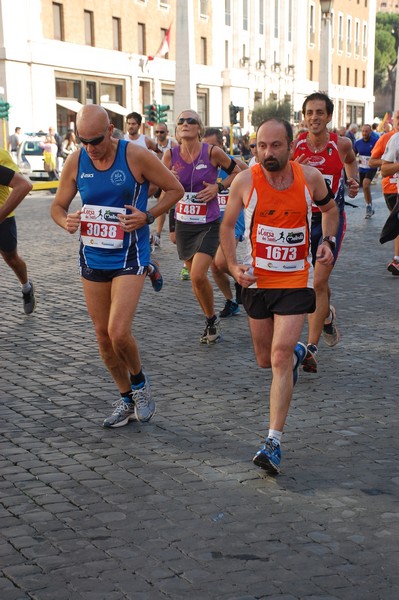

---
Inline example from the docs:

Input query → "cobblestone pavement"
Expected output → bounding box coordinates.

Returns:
[0,182,398,600]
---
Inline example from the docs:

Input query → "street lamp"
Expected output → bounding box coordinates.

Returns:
[319,0,334,96]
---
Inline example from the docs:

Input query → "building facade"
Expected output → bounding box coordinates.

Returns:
[0,0,376,144]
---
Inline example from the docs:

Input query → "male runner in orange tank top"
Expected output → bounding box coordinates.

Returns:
[220,118,339,475]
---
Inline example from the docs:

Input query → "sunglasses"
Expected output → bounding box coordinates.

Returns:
[77,131,107,146]
[250,144,256,148]
[177,117,199,125]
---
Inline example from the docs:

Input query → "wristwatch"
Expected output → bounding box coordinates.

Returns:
[217,181,225,193]
[145,211,155,225]
[322,236,336,251]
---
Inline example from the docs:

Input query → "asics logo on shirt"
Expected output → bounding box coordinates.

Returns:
[81,173,94,178]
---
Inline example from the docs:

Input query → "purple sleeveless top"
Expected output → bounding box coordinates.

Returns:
[171,143,220,223]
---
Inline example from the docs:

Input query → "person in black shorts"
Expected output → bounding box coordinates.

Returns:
[0,158,35,314]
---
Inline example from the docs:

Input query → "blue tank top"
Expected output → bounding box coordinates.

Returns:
[77,139,150,270]
[171,143,220,223]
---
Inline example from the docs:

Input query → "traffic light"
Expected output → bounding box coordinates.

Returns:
[144,103,157,126]
[229,103,242,125]
[0,100,11,120]
[156,104,170,123]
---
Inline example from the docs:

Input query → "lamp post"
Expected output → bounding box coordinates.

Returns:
[319,0,334,97]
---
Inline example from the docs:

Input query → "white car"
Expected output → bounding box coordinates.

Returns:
[17,135,53,180]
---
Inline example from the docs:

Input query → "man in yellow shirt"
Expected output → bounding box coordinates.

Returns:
[0,149,35,314]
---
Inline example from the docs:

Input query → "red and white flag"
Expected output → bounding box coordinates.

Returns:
[148,24,171,61]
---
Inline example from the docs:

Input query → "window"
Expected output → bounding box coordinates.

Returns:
[274,0,279,38]
[84,10,94,46]
[362,70,366,87]
[243,0,248,30]
[309,59,313,81]
[355,20,360,55]
[197,92,208,126]
[200,0,208,17]
[53,3,64,41]
[225,40,229,68]
[112,17,121,51]
[288,0,293,42]
[138,23,146,54]
[309,4,315,44]
[354,69,358,87]
[338,14,343,51]
[200,37,207,65]
[225,0,231,26]
[346,67,350,86]
[346,17,352,53]
[338,65,341,85]
[363,23,368,58]
[259,0,264,34]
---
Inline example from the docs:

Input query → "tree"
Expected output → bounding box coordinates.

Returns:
[374,12,399,93]
[251,100,292,128]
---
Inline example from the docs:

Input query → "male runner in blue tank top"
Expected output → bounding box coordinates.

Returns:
[51,104,183,428]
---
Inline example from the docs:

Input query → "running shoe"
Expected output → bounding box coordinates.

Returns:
[293,341,307,385]
[200,318,222,345]
[103,396,136,428]
[219,299,240,318]
[302,344,318,373]
[387,258,399,276]
[322,305,340,347]
[234,282,242,305]
[180,266,190,280]
[253,437,281,474]
[132,380,156,422]
[365,204,375,219]
[22,282,36,315]
[151,233,161,249]
[148,260,163,292]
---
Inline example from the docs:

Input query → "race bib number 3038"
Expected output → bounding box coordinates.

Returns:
[255,224,307,272]
[80,204,126,249]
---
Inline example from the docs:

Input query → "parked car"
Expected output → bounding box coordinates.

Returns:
[17,134,50,181]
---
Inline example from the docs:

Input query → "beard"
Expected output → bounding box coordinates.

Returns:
[263,156,283,171]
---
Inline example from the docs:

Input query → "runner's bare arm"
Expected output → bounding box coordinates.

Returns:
[0,171,32,225]
[50,151,81,233]
[220,170,257,287]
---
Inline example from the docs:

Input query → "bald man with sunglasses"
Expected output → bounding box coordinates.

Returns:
[51,104,184,428]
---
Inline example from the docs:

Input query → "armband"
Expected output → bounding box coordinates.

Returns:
[224,158,237,175]
[314,179,335,207]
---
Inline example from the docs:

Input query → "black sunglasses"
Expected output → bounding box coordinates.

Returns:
[77,131,106,146]
[250,143,256,148]
[177,117,199,125]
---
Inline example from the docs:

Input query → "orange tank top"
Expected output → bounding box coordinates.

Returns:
[244,161,314,289]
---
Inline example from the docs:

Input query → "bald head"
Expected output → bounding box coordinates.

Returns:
[77,105,110,136]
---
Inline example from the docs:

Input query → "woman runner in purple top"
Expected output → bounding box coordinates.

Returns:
[163,109,240,344]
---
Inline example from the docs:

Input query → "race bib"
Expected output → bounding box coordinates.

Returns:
[217,191,229,213]
[176,192,207,223]
[80,204,126,249]
[359,155,370,169]
[255,224,307,272]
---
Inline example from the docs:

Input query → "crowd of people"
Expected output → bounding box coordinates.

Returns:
[2,94,398,477]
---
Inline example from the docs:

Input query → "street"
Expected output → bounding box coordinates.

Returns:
[0,181,398,600]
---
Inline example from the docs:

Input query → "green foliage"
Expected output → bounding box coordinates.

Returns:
[251,100,291,127]
[374,12,399,91]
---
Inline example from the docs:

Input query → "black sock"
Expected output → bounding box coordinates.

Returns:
[207,315,216,325]
[130,370,145,388]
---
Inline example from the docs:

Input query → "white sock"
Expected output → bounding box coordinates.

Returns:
[21,281,31,293]
[268,429,282,444]
[394,256,399,261]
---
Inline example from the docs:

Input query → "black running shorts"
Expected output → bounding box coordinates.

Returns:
[242,287,316,320]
